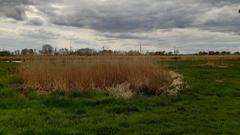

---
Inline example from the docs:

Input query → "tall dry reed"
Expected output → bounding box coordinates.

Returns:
[19,57,174,95]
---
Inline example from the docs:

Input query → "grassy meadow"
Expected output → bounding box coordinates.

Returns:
[0,57,239,134]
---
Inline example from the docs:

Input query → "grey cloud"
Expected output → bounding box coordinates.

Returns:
[1,0,239,34]
[3,6,25,20]
[101,32,167,44]
[20,29,61,40]
[26,18,44,26]
[0,0,60,21]
[0,0,32,20]
[102,33,145,40]
[0,0,240,53]
[34,0,239,34]
[48,0,196,32]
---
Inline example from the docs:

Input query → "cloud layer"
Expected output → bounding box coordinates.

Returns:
[0,0,240,53]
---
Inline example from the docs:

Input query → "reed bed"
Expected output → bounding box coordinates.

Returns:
[19,57,176,95]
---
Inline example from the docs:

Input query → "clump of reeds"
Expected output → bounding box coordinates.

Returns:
[19,57,176,96]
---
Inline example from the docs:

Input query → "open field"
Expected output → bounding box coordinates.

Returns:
[0,58,239,134]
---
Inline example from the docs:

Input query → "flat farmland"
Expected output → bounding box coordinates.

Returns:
[0,57,239,135]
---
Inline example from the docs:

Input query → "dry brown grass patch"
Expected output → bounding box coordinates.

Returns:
[19,56,183,96]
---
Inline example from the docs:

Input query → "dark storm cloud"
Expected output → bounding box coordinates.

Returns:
[0,0,60,21]
[48,0,197,32]
[32,0,238,34]
[0,0,30,20]
[0,0,239,33]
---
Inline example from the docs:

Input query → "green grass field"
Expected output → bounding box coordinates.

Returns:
[0,60,240,135]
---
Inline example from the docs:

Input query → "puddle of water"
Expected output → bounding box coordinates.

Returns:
[2,61,23,63]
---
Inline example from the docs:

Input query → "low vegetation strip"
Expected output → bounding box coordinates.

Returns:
[19,57,182,96]
[1,55,240,62]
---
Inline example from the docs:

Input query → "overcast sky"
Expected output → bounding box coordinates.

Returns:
[0,0,240,53]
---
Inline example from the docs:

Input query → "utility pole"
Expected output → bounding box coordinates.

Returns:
[69,39,72,50]
[102,46,105,55]
[139,42,142,54]
[69,39,74,55]
[173,46,179,55]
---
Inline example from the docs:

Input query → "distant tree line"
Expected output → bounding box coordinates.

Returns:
[0,50,12,56]
[197,51,240,55]
[0,44,240,56]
